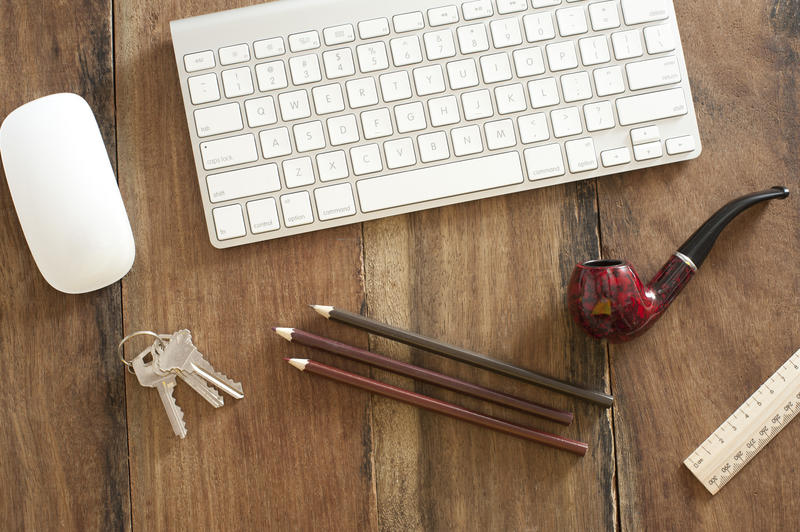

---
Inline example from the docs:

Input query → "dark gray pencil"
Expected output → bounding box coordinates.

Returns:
[311,305,613,407]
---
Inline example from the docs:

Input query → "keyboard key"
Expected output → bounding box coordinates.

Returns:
[601,147,631,167]
[644,24,675,54]
[281,191,314,227]
[395,102,427,133]
[630,125,660,144]
[312,84,345,114]
[194,102,243,138]
[324,24,356,46]
[289,31,320,52]
[524,143,565,180]
[315,183,357,220]
[213,204,246,240]
[594,66,625,96]
[424,30,457,60]
[523,13,555,43]
[361,108,393,139]
[532,0,561,7]
[457,24,490,54]
[666,135,696,155]
[579,36,611,66]
[461,89,493,120]
[621,0,668,25]
[626,55,681,90]
[219,44,250,65]
[245,96,278,128]
[428,95,460,126]
[327,114,360,145]
[528,77,560,108]
[259,127,292,158]
[221,67,254,98]
[357,43,390,73]
[255,61,288,91]
[556,6,588,37]
[283,157,316,187]
[551,107,583,137]
[546,41,578,71]
[451,125,484,156]
[490,18,523,48]
[513,47,545,77]
[484,119,517,150]
[391,36,423,67]
[612,30,643,60]
[278,90,311,121]
[633,141,663,161]
[188,73,220,105]
[207,164,281,203]
[428,6,459,27]
[447,58,480,89]
[293,121,325,152]
[323,49,356,79]
[418,131,450,162]
[351,144,383,174]
[394,12,425,33]
[384,138,417,169]
[414,65,446,96]
[564,138,598,173]
[583,101,615,131]
[518,113,550,143]
[317,150,349,181]
[184,51,215,72]
[254,38,285,59]
[480,53,512,83]
[561,72,592,102]
[497,0,528,15]
[616,87,687,126]
[463,0,493,20]
[358,18,390,39]
[379,72,413,102]
[346,77,379,108]
[289,54,322,85]
[589,1,621,31]
[247,198,280,233]
[200,134,258,170]
[495,84,526,114]
[357,152,523,212]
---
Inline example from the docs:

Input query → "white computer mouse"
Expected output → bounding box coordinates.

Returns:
[0,93,135,294]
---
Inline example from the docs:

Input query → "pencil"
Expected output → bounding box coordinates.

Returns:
[285,358,588,456]
[274,327,573,425]
[310,305,613,408]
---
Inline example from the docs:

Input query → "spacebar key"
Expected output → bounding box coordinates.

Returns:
[356,152,524,213]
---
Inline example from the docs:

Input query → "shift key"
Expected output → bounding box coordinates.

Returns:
[616,88,687,126]
[200,133,259,170]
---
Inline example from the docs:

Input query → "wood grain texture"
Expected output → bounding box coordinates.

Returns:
[603,1,800,530]
[114,1,376,530]
[363,184,616,531]
[0,1,129,530]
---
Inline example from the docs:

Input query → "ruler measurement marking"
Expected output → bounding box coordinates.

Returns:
[684,348,800,495]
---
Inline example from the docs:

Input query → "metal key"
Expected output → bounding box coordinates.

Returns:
[131,347,188,438]
[157,330,244,400]
[154,334,226,408]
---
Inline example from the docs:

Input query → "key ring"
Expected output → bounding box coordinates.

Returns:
[118,331,169,372]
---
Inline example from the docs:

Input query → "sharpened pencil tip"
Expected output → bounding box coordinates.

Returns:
[282,357,290,361]
[310,305,334,318]
[287,358,310,371]
[273,327,294,341]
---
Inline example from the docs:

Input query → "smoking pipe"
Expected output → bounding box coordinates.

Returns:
[568,186,790,343]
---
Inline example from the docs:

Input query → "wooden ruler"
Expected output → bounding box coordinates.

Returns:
[684,348,800,495]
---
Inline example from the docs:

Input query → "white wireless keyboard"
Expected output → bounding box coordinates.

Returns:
[171,0,701,248]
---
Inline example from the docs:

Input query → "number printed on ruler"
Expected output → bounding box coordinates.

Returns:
[684,348,800,495]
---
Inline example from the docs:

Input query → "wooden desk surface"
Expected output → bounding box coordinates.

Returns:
[1,1,798,530]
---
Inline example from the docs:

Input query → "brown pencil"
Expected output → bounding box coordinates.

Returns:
[274,327,573,425]
[285,358,588,456]
[310,305,613,407]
